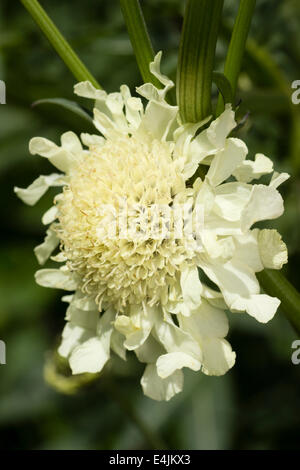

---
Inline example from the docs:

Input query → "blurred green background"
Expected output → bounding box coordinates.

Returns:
[0,0,300,450]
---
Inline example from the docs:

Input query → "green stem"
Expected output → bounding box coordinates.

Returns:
[216,0,256,115]
[177,0,224,123]
[119,0,160,88]
[257,270,300,335]
[20,0,100,88]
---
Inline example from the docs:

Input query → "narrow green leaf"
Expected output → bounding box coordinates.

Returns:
[216,0,256,115]
[20,0,100,88]
[119,0,160,88]
[257,270,300,335]
[212,72,233,114]
[32,98,93,125]
[177,0,224,123]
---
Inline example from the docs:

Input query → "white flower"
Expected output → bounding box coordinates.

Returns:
[15,52,289,401]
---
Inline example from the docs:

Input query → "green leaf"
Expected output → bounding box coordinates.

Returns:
[177,0,224,123]
[20,0,100,88]
[216,0,256,115]
[212,72,233,114]
[32,98,93,125]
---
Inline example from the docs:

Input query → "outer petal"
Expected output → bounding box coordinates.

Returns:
[110,330,126,360]
[135,334,165,364]
[206,138,248,187]
[14,173,63,206]
[233,153,273,183]
[180,266,202,311]
[156,351,201,378]
[201,258,260,304]
[69,308,114,374]
[231,294,280,323]
[213,182,252,222]
[29,132,84,173]
[154,315,202,361]
[74,81,106,101]
[42,206,59,225]
[58,323,92,358]
[190,104,236,161]
[141,364,183,401]
[201,338,236,376]
[139,100,178,141]
[136,51,174,102]
[114,305,157,351]
[179,299,229,339]
[270,171,290,188]
[232,231,264,273]
[258,229,288,269]
[35,268,77,291]
[241,184,284,231]
[206,104,236,149]
[34,226,59,265]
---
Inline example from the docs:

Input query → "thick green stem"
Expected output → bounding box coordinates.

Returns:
[216,0,256,115]
[257,270,300,335]
[177,0,224,123]
[120,0,160,88]
[20,0,100,88]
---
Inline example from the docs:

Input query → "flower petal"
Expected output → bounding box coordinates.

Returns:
[180,266,202,310]
[140,364,183,401]
[241,184,284,231]
[201,338,236,376]
[140,100,178,141]
[233,153,273,183]
[69,308,114,374]
[206,137,248,187]
[34,226,59,265]
[156,351,201,378]
[231,294,280,323]
[35,268,77,291]
[258,229,288,269]
[14,173,63,206]
[29,132,83,173]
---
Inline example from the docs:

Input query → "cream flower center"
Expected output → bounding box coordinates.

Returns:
[57,134,197,312]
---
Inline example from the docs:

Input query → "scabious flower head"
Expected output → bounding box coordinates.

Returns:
[15,53,289,401]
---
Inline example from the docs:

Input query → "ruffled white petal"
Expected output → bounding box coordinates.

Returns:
[180,266,202,311]
[29,132,84,173]
[114,304,157,350]
[231,294,280,323]
[139,100,178,141]
[241,184,284,231]
[34,226,59,265]
[154,314,202,364]
[233,153,273,183]
[156,351,201,378]
[69,308,114,374]
[258,229,288,269]
[141,364,183,401]
[136,51,174,103]
[35,268,77,291]
[42,206,59,225]
[206,138,248,187]
[135,334,165,363]
[14,173,63,206]
[270,171,290,188]
[201,338,236,376]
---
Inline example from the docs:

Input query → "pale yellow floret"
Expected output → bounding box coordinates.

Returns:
[57,133,197,312]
